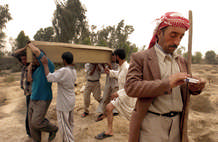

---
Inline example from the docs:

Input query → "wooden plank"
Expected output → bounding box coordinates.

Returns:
[182,10,193,142]
[26,41,113,63]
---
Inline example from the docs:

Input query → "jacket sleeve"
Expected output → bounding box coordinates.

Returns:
[181,57,202,95]
[124,52,171,98]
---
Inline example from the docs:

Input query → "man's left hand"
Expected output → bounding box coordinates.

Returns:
[188,77,206,92]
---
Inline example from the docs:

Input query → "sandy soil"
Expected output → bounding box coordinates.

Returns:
[0,64,217,142]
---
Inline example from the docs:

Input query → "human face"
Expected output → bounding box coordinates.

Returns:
[157,26,186,54]
[20,56,27,65]
[111,54,116,63]
[32,56,39,66]
[115,55,119,64]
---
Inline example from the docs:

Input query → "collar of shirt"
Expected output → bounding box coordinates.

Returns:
[66,65,74,70]
[120,61,128,70]
[155,43,178,62]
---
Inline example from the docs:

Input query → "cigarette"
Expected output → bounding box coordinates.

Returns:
[184,77,199,83]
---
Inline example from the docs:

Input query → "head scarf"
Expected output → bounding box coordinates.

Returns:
[148,12,190,49]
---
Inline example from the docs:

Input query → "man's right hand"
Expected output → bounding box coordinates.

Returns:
[104,67,110,74]
[107,63,112,69]
[169,72,188,88]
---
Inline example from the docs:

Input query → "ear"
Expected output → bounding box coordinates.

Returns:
[156,30,162,39]
[116,55,120,60]
[63,59,66,65]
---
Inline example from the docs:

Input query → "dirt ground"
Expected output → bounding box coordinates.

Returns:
[0,64,217,142]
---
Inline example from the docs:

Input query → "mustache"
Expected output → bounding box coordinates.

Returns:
[169,45,178,48]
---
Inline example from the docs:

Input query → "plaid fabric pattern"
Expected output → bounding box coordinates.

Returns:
[148,12,190,49]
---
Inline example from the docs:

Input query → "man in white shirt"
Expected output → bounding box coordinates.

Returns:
[41,52,76,142]
[96,53,119,122]
[95,49,136,140]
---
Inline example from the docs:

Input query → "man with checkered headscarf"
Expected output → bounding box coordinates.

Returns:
[125,12,206,142]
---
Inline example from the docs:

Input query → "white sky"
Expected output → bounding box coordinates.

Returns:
[1,0,217,55]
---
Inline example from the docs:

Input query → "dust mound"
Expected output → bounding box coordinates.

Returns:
[190,94,215,113]
[0,94,7,106]
[194,132,215,142]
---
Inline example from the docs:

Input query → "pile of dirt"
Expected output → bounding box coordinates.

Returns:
[190,93,215,113]
[188,64,218,142]
[0,93,7,107]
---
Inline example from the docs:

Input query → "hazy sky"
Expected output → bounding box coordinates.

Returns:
[1,0,217,55]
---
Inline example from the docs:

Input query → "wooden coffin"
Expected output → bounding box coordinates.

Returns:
[26,41,113,63]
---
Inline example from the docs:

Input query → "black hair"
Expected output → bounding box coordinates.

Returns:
[156,26,168,43]
[114,48,126,60]
[17,51,26,62]
[20,51,26,57]
[62,52,74,64]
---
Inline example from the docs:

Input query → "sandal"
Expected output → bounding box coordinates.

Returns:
[113,112,119,116]
[95,131,113,140]
[81,112,89,118]
[96,113,105,122]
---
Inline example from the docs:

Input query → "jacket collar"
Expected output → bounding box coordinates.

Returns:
[147,45,183,79]
[147,47,161,80]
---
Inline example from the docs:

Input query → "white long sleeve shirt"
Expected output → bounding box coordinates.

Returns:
[47,66,77,111]
[109,61,136,120]
[109,61,129,96]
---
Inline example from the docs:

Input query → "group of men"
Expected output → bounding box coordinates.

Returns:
[14,42,76,142]
[80,49,136,140]
[13,11,206,142]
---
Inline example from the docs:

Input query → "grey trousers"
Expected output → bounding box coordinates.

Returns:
[83,81,102,113]
[96,84,118,114]
[28,100,58,142]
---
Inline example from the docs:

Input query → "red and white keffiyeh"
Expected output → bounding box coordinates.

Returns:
[148,12,190,49]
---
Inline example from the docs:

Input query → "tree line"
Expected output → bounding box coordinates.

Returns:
[2,0,137,61]
[0,1,217,64]
[178,47,218,65]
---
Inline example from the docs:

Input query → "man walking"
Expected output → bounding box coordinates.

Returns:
[95,49,136,140]
[12,46,32,137]
[81,63,103,117]
[41,52,76,142]
[96,52,119,121]
[27,41,58,142]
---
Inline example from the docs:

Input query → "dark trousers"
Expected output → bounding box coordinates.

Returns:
[25,95,31,136]
[28,100,58,142]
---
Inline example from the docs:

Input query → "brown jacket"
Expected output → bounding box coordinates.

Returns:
[125,47,200,142]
